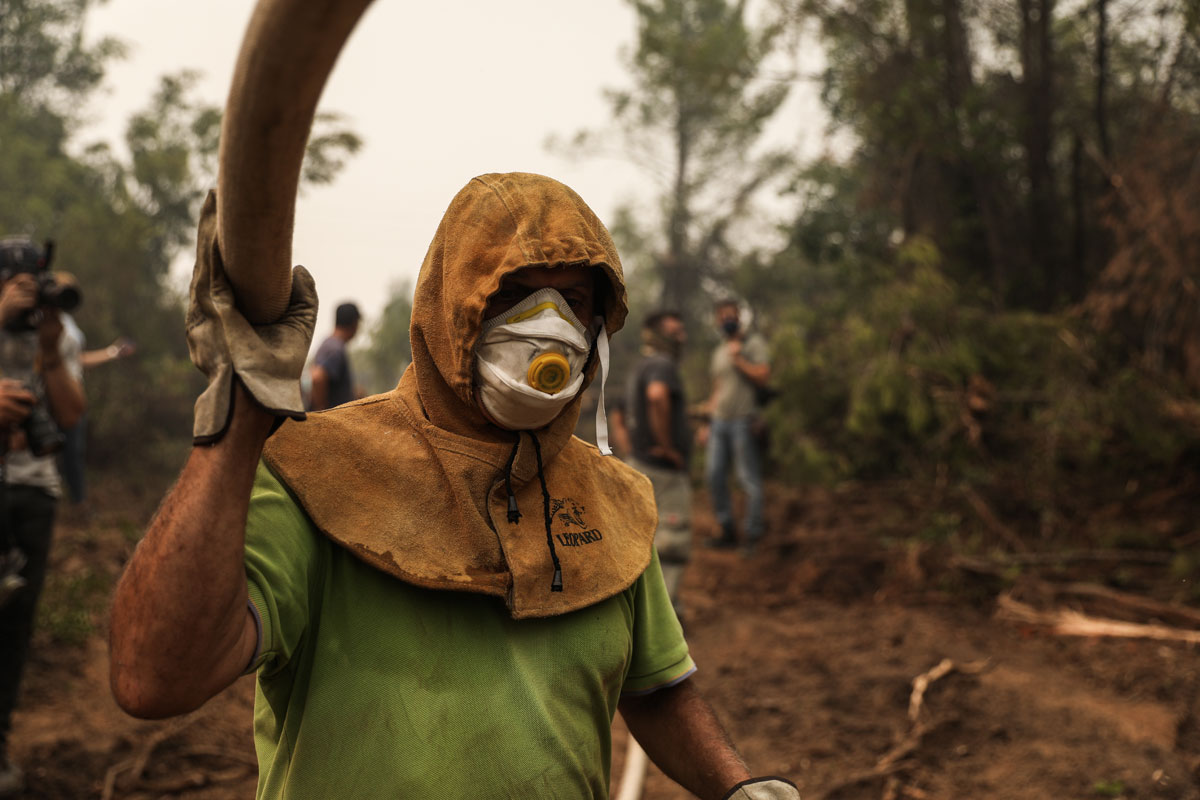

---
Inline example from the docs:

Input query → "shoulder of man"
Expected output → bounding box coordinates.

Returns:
[313,335,345,364]
[743,333,769,363]
[636,351,673,375]
[641,352,680,384]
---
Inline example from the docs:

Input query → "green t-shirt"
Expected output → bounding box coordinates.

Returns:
[243,463,695,800]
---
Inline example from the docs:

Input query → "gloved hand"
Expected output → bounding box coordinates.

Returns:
[723,778,801,800]
[186,190,318,444]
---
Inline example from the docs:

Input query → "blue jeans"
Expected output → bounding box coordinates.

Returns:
[706,417,764,541]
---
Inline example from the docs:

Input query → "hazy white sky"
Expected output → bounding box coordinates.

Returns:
[83,0,822,337]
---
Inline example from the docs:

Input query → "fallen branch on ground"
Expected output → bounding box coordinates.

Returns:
[908,659,954,723]
[99,717,257,799]
[170,745,259,769]
[134,764,253,794]
[996,594,1200,644]
[1052,582,1200,629]
[102,718,197,800]
[817,658,983,800]
[952,550,1174,575]
[815,759,909,800]
[949,561,1200,630]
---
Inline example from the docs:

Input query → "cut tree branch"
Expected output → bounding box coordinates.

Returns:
[996,594,1200,643]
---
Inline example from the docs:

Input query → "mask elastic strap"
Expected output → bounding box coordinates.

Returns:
[593,318,612,456]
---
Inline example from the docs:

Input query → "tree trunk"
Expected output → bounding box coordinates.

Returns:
[662,98,692,312]
[660,1,695,313]
[1020,0,1058,308]
[1095,0,1111,159]
[1068,132,1086,301]
[940,0,1015,302]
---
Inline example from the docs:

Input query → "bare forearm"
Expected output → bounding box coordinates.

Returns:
[110,384,269,717]
[310,370,329,410]
[80,349,116,369]
[647,395,675,453]
[734,358,770,387]
[619,681,750,799]
[40,363,84,429]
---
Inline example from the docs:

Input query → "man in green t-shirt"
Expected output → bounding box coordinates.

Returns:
[109,175,798,800]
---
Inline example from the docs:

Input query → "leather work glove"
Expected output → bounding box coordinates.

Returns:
[186,190,318,444]
[723,778,802,800]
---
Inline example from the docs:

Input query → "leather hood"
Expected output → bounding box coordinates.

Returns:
[263,173,658,618]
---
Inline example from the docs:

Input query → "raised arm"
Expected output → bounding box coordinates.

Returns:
[109,383,268,717]
[109,191,317,718]
[81,337,136,369]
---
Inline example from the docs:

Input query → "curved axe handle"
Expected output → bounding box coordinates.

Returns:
[217,0,375,324]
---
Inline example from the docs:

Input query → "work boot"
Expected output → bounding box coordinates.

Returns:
[0,758,24,797]
[705,523,738,550]
[741,529,766,558]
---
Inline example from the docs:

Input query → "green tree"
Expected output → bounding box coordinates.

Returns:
[555,0,792,316]
[124,72,362,259]
[0,0,362,477]
[789,0,1200,309]
[0,0,124,116]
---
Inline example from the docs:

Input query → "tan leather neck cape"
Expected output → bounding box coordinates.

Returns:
[263,173,657,619]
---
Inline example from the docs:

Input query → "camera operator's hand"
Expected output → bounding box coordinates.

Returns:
[0,273,37,327]
[37,307,64,354]
[0,379,34,429]
[186,190,318,445]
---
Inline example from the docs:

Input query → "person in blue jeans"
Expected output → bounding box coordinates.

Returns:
[703,299,771,555]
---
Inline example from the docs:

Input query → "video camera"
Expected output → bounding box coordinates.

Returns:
[0,236,79,457]
[0,237,81,332]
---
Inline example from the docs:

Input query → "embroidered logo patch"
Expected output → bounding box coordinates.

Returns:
[550,498,604,547]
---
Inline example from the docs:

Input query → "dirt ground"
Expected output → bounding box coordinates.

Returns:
[8,478,1200,799]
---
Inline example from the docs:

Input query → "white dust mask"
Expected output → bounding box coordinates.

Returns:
[474,287,593,431]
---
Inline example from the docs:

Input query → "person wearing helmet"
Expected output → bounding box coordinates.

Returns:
[109,175,798,800]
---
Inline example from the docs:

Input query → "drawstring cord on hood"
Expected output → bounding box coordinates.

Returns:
[494,312,612,593]
[501,432,563,593]
[504,437,521,523]
[529,432,563,592]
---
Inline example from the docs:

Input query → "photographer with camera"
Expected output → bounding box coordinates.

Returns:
[0,238,84,797]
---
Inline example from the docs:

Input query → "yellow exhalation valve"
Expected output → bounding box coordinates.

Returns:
[527,352,571,394]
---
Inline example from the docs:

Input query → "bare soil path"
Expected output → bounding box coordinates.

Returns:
[8,483,1200,799]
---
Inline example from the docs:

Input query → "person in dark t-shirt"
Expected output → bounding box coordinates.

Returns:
[626,310,691,616]
[308,302,361,411]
